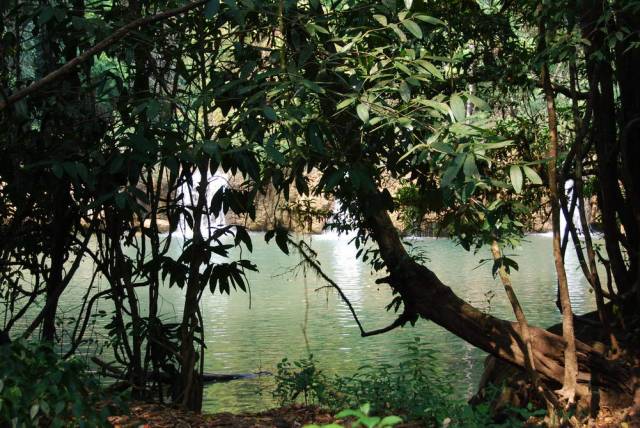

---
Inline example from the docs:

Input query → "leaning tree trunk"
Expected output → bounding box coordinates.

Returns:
[362,207,633,407]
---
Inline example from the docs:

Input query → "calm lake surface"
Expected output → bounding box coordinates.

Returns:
[52,232,595,413]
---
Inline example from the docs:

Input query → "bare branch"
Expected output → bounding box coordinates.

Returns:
[288,238,411,337]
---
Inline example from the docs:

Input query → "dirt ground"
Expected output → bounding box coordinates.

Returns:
[107,402,639,428]
[108,404,338,428]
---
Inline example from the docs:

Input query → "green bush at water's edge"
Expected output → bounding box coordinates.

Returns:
[0,340,126,427]
[275,338,545,427]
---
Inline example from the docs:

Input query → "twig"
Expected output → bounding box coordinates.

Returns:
[288,238,410,337]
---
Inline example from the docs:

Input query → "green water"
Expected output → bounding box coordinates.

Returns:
[41,233,596,413]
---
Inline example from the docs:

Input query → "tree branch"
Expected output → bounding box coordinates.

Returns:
[0,0,207,111]
[288,238,412,338]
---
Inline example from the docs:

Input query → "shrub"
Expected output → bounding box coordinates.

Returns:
[305,403,403,428]
[273,339,458,425]
[273,354,328,406]
[274,338,547,427]
[0,340,125,427]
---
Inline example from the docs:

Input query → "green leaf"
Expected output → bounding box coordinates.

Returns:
[483,140,513,150]
[301,79,325,94]
[77,162,90,184]
[40,401,50,416]
[356,103,370,123]
[415,60,444,80]
[336,409,363,419]
[359,403,371,415]
[62,162,79,180]
[304,23,330,34]
[522,165,543,185]
[388,24,407,42]
[30,403,39,419]
[417,99,449,114]
[430,141,454,154]
[393,61,412,76]
[115,192,127,209]
[380,415,403,426]
[450,94,466,122]
[204,0,220,18]
[360,416,381,428]
[466,93,490,111]
[336,97,356,110]
[510,165,523,193]
[404,0,413,9]
[265,142,285,164]
[441,154,465,188]
[274,229,289,254]
[401,19,422,38]
[414,14,445,25]
[235,227,253,252]
[399,80,411,102]
[39,6,54,23]
[263,106,277,121]
[373,14,388,26]
[335,41,354,53]
[463,154,479,178]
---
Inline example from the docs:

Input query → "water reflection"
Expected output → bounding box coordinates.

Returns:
[44,233,595,413]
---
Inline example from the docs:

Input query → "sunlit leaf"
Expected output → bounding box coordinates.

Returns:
[399,80,411,102]
[380,415,403,426]
[510,165,523,193]
[373,14,388,26]
[523,165,543,185]
[414,14,445,25]
[465,93,490,111]
[356,103,370,123]
[401,19,422,39]
[431,141,455,154]
[450,94,466,122]
[336,97,356,110]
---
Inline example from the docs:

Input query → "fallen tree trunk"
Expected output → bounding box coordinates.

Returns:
[92,357,271,385]
[363,208,634,407]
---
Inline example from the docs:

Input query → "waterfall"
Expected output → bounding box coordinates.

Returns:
[176,168,228,239]
[560,179,584,239]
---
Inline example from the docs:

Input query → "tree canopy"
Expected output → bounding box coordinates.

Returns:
[1,0,639,419]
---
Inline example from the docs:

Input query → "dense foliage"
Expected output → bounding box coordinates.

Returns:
[275,340,547,427]
[0,0,639,422]
[0,341,123,427]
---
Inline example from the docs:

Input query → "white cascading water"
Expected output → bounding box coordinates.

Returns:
[560,179,584,239]
[176,168,228,239]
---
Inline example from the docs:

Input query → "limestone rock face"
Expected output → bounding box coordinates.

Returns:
[156,168,576,236]
[143,218,171,234]
[224,169,334,234]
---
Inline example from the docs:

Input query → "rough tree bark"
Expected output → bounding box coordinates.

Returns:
[490,241,558,412]
[361,206,632,406]
[540,31,579,402]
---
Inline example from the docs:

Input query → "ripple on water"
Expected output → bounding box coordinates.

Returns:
[44,233,596,413]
